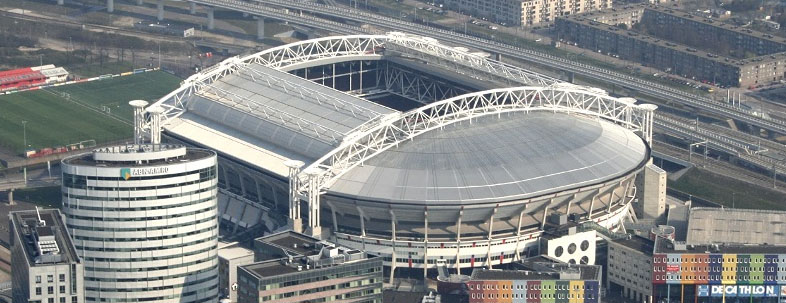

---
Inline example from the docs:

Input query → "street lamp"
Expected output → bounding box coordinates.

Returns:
[22,120,27,151]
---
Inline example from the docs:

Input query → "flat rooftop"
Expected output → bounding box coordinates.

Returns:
[655,237,786,254]
[63,145,214,167]
[241,254,381,279]
[666,204,689,242]
[472,261,600,281]
[685,207,786,246]
[612,235,655,255]
[218,245,254,260]
[255,230,322,257]
[10,209,80,266]
[243,259,301,278]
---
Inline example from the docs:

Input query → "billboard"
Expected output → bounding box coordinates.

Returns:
[697,285,781,297]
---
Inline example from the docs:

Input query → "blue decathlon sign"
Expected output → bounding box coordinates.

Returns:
[707,285,780,297]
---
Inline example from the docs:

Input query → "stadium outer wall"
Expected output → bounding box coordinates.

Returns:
[322,149,649,271]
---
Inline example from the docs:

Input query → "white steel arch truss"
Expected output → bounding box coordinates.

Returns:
[146,33,559,130]
[292,86,657,234]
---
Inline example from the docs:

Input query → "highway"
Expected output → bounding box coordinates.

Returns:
[191,0,786,136]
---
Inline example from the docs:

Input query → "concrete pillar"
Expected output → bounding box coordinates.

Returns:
[156,0,164,21]
[494,53,502,61]
[189,2,196,14]
[8,189,14,206]
[256,17,265,40]
[206,7,215,30]
[455,209,463,272]
[389,210,397,283]
[423,209,428,278]
[107,0,113,13]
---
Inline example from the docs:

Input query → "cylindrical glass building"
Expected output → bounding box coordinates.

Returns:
[61,144,218,303]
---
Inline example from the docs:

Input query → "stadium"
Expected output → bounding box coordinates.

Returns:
[142,32,656,273]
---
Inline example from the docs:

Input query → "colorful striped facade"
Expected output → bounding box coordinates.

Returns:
[653,253,786,285]
[468,280,600,303]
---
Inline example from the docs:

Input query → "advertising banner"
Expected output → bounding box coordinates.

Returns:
[705,285,780,297]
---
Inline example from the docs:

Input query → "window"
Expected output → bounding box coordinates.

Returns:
[47,275,54,283]
[59,274,65,282]
[48,299,54,303]
[48,286,54,295]
[60,286,65,293]
[72,297,77,303]
[36,287,42,295]
[36,276,42,283]
[59,298,65,303]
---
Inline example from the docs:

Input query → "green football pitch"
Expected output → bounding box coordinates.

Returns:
[0,71,182,154]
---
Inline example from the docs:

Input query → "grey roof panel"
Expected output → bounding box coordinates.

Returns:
[182,63,396,163]
[328,112,648,205]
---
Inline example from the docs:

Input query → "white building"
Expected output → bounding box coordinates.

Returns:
[61,144,219,303]
[218,243,254,303]
[10,209,84,303]
[607,235,654,303]
[441,0,613,26]
[540,224,597,265]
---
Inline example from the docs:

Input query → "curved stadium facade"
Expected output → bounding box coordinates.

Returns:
[143,33,656,272]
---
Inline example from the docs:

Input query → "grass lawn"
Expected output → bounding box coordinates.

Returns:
[0,71,181,154]
[13,186,62,209]
[669,167,786,211]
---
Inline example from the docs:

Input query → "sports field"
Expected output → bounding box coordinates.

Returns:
[0,71,181,154]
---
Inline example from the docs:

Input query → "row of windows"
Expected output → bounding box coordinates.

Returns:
[35,274,66,283]
[470,292,596,300]
[259,278,378,301]
[657,275,786,282]
[74,234,216,253]
[470,283,594,291]
[63,194,215,212]
[81,245,214,263]
[87,255,213,273]
[72,225,216,243]
[67,215,215,232]
[85,284,217,302]
[63,166,215,184]
[30,296,77,303]
[63,167,215,192]
[66,204,216,222]
[655,257,786,264]
[34,285,67,296]
[85,267,216,287]
[63,184,216,203]
[654,266,785,273]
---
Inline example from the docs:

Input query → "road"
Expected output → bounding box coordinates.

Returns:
[0,166,61,191]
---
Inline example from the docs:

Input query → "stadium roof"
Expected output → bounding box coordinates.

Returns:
[164,61,394,176]
[327,112,648,205]
[685,207,786,245]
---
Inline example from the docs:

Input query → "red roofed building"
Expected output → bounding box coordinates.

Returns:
[0,67,46,91]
